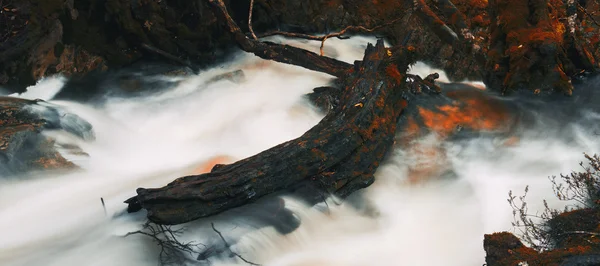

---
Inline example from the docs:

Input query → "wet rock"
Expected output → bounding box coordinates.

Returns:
[0,97,94,176]
[53,64,193,103]
[484,208,600,266]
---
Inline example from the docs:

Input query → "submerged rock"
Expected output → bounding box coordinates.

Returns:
[0,96,93,176]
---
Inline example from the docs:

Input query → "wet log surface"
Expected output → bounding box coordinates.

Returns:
[126,37,416,224]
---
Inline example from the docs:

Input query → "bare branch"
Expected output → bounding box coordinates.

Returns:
[259,17,404,56]
[410,0,485,65]
[508,154,600,251]
[140,43,194,69]
[207,0,352,77]
[211,223,261,266]
[410,0,459,46]
[559,231,600,237]
[100,197,107,217]
[248,0,257,40]
[431,0,474,41]
[578,3,600,27]
[406,73,442,94]
[124,222,205,265]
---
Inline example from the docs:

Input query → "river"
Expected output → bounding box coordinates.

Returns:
[1,37,599,266]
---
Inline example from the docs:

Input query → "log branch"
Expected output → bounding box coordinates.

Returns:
[259,17,404,56]
[140,43,194,70]
[410,0,459,46]
[578,3,600,27]
[248,0,257,40]
[431,0,474,41]
[208,0,352,77]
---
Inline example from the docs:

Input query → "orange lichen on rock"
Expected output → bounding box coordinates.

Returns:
[471,15,488,27]
[417,89,511,137]
[35,154,76,169]
[189,155,235,175]
[485,231,600,265]
[395,88,513,184]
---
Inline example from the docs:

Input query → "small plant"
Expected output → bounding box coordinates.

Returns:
[508,153,600,251]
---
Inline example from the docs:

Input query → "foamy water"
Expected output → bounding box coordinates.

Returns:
[1,37,598,266]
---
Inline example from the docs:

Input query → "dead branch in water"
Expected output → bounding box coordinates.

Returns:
[210,223,261,266]
[124,222,205,265]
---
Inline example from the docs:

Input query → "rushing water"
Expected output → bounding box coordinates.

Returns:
[1,37,599,266]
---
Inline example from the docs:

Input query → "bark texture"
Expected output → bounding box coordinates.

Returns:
[124,0,420,225]
[127,38,416,224]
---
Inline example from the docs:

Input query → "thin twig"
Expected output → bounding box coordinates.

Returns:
[140,43,193,69]
[124,222,204,265]
[559,231,600,237]
[259,17,404,56]
[207,0,352,77]
[578,3,600,27]
[100,197,107,217]
[248,0,257,40]
[211,223,261,266]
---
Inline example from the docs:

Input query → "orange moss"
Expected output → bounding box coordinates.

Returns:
[417,90,511,136]
[471,15,488,27]
[297,140,307,147]
[469,0,488,9]
[386,64,403,86]
[400,99,408,109]
[325,0,343,8]
[485,232,574,265]
[189,155,235,175]
[35,155,76,169]
[311,148,328,160]
[486,208,600,265]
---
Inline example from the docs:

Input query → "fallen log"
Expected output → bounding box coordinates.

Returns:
[127,40,416,224]
[125,0,419,225]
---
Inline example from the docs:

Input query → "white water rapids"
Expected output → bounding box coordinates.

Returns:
[1,37,599,266]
